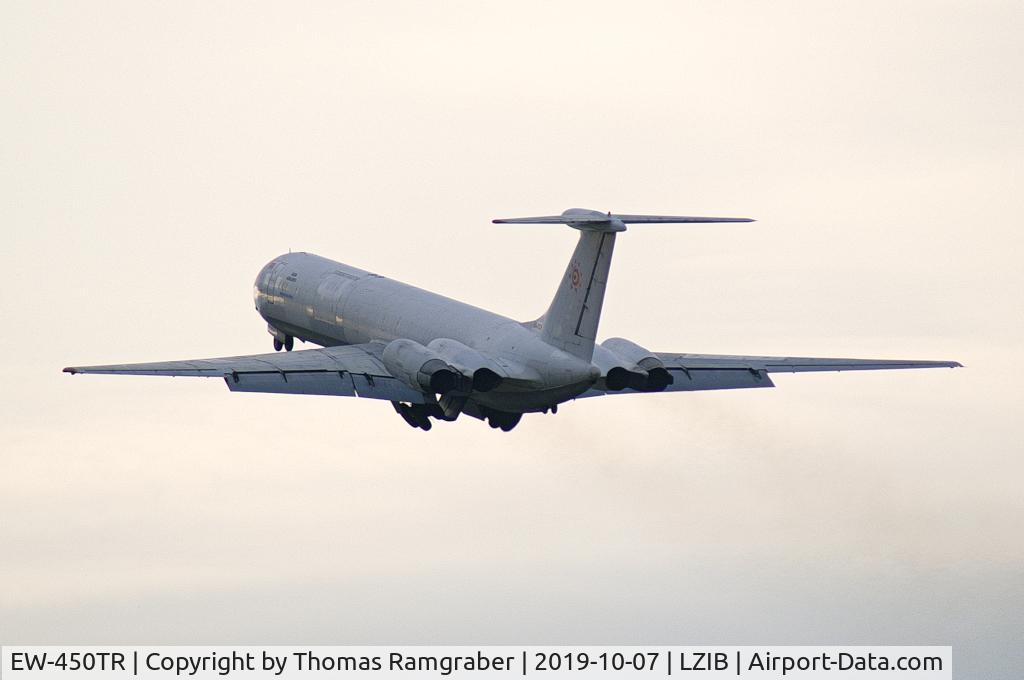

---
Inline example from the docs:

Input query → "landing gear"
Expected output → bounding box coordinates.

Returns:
[393,401,523,432]
[392,402,434,431]
[484,410,522,432]
[273,338,283,352]
[273,336,294,352]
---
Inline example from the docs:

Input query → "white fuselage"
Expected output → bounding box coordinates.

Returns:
[253,252,599,411]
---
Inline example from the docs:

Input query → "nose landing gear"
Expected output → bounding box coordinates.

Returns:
[272,335,294,352]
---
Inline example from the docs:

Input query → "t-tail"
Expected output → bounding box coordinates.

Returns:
[493,208,755,361]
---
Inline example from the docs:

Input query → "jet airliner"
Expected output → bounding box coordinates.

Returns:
[64,209,960,431]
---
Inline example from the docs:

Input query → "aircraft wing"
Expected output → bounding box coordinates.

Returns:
[657,352,962,374]
[580,352,962,397]
[63,343,427,403]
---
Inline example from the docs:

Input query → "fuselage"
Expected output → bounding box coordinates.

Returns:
[253,253,599,412]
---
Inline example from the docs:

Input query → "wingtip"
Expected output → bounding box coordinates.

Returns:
[63,367,77,374]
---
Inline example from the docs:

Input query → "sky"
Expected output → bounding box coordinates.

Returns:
[2,1,1022,677]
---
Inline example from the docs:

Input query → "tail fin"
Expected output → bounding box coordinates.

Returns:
[494,208,754,361]
[539,228,616,360]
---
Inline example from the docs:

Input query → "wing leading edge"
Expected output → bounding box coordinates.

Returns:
[657,353,962,373]
[63,343,426,403]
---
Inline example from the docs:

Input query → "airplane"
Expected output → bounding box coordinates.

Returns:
[64,208,961,432]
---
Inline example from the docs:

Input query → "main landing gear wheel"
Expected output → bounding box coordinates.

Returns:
[393,402,433,431]
[273,338,283,352]
[284,336,294,351]
[485,411,522,432]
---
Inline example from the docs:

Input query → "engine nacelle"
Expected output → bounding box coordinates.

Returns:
[382,338,463,394]
[599,337,675,392]
[427,338,506,392]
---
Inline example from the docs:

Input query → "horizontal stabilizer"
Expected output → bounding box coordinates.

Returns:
[493,208,754,232]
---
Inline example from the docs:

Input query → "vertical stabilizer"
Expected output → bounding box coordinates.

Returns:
[492,208,755,361]
[539,229,616,361]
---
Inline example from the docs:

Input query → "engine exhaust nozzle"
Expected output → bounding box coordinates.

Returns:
[472,367,503,392]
